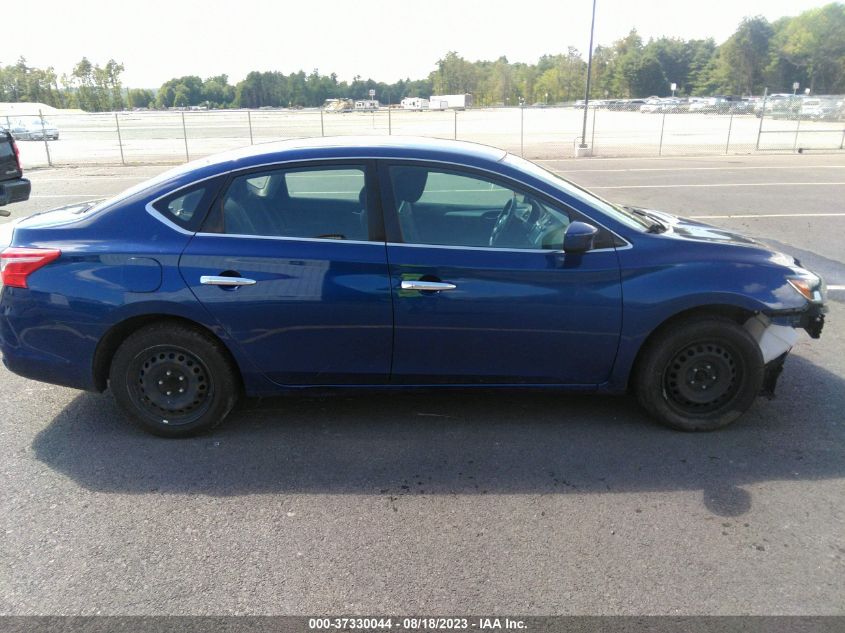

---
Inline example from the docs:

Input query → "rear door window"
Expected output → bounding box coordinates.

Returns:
[220,165,369,240]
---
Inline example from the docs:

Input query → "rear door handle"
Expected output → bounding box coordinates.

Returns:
[401,280,457,292]
[200,275,257,287]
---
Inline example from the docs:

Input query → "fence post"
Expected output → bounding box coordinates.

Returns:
[590,106,597,152]
[39,110,53,167]
[247,110,254,145]
[114,112,126,165]
[454,109,458,140]
[658,112,666,156]
[840,128,845,150]
[755,88,768,151]
[792,116,802,152]
[520,105,524,157]
[320,109,325,137]
[725,113,734,155]
[388,106,392,136]
[181,111,189,162]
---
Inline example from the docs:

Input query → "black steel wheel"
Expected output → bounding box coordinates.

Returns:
[109,322,239,437]
[129,345,214,425]
[663,342,740,415]
[634,316,764,431]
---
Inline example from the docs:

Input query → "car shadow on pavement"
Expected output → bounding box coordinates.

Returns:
[32,354,844,517]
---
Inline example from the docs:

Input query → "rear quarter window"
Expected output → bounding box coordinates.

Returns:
[151,182,217,231]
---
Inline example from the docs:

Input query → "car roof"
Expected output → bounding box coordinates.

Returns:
[128,136,512,197]
[194,136,505,171]
[147,136,507,190]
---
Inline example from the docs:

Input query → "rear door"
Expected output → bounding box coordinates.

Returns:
[178,161,393,386]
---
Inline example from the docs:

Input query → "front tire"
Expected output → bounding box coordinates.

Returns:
[109,322,239,437]
[634,317,764,431]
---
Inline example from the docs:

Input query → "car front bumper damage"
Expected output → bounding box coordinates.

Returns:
[745,302,826,398]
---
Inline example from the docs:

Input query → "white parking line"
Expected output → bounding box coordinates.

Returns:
[689,213,845,219]
[29,194,104,198]
[827,285,845,291]
[549,165,845,173]
[29,176,149,182]
[591,182,845,189]
[539,156,845,164]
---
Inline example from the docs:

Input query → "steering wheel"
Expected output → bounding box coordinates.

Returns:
[489,198,516,246]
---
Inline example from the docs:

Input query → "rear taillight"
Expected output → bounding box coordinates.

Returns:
[0,247,61,289]
[11,138,22,172]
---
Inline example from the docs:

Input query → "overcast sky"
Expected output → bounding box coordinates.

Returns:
[0,0,829,88]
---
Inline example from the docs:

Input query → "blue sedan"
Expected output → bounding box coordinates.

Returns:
[0,137,827,436]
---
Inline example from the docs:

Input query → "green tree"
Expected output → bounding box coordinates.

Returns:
[708,17,773,95]
[774,3,845,92]
[127,88,155,109]
[431,51,478,94]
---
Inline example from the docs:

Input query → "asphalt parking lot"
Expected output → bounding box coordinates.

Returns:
[1,153,844,615]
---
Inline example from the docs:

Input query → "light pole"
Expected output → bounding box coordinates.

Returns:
[579,0,598,153]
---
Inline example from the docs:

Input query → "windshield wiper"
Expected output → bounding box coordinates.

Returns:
[626,206,668,233]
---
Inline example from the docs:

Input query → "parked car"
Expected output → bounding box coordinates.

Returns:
[639,98,663,113]
[756,94,804,119]
[623,99,647,111]
[657,98,684,113]
[800,98,842,121]
[8,118,60,141]
[0,130,31,214]
[0,137,826,437]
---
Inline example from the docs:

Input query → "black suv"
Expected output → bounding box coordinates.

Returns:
[0,130,31,215]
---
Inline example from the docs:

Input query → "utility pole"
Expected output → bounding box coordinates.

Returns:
[578,0,598,155]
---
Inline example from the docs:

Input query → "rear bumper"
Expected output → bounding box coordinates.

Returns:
[0,296,98,391]
[0,177,31,207]
[1,348,96,391]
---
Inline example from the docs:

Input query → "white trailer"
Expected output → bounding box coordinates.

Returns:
[354,99,380,111]
[428,94,472,110]
[401,97,430,111]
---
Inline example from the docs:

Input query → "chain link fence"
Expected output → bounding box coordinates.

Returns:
[4,100,844,169]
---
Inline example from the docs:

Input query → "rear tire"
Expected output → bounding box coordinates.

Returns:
[634,316,764,432]
[109,322,239,437]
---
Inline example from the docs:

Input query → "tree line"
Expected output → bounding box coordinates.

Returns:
[2,3,843,112]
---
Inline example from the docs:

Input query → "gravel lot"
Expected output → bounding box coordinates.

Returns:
[1,153,844,615]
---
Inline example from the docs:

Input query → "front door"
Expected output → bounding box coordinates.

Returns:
[380,162,622,385]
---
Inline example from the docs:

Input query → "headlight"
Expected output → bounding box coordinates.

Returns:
[787,274,825,302]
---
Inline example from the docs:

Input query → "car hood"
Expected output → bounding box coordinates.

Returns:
[628,206,802,267]
[628,207,771,248]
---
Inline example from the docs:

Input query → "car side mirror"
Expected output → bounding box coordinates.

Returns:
[563,221,598,253]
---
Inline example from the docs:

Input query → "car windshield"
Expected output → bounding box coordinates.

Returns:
[502,154,654,231]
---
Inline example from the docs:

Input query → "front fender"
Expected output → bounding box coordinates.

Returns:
[606,255,805,392]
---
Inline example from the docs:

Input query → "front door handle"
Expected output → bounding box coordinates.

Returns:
[200,275,257,287]
[401,280,457,292]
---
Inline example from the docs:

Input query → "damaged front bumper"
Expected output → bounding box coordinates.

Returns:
[745,301,827,398]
